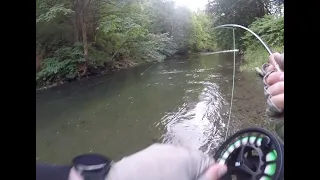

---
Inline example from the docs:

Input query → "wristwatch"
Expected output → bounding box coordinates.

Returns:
[72,153,112,180]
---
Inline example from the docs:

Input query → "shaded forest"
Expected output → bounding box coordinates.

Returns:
[36,0,284,88]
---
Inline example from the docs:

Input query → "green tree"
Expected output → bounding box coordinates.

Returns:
[188,11,216,52]
[36,0,284,87]
[36,0,180,87]
[240,14,284,72]
[206,0,282,49]
[146,0,192,54]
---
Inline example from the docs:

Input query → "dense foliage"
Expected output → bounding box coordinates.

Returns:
[36,0,216,87]
[242,15,284,51]
[206,0,283,49]
[240,14,284,72]
[205,0,283,71]
[188,11,217,52]
[36,0,284,87]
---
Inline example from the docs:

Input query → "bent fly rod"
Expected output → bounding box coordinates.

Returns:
[213,24,283,72]
[212,24,284,180]
[212,23,284,139]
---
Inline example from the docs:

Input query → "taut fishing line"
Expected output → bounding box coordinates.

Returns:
[212,24,284,180]
[224,28,236,140]
[213,24,279,140]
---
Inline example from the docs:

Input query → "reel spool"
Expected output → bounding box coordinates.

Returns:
[214,127,284,180]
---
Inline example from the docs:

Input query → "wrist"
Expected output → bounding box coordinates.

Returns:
[68,167,84,180]
[68,166,114,180]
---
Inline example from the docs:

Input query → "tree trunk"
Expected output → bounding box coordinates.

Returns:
[82,18,89,63]
[256,0,266,17]
[72,19,80,42]
[36,48,46,72]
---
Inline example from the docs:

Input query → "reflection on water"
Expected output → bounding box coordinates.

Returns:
[159,80,227,153]
[36,53,271,164]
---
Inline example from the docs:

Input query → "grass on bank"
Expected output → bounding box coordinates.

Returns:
[240,46,284,72]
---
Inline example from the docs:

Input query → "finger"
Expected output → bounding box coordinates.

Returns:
[266,81,284,96]
[198,164,228,180]
[266,72,284,86]
[269,52,283,72]
[68,167,83,180]
[266,64,275,73]
[274,53,284,71]
[270,93,284,111]
[268,52,281,66]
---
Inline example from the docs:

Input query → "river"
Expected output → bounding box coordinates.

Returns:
[36,53,274,164]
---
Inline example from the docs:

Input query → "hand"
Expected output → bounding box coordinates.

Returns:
[106,143,227,180]
[266,52,284,72]
[264,53,284,112]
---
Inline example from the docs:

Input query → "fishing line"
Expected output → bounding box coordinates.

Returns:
[213,24,279,139]
[213,24,282,72]
[224,28,236,140]
[214,24,272,55]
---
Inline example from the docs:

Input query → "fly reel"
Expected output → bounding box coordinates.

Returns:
[214,127,284,180]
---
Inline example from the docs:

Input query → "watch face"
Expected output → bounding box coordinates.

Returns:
[73,154,111,168]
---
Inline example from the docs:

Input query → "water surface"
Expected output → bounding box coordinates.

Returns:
[36,53,273,164]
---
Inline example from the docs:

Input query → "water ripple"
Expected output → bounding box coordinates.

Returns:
[157,80,228,153]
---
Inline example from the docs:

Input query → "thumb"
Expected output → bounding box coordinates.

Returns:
[198,164,228,180]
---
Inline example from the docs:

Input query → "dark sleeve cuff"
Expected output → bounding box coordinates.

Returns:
[36,163,72,180]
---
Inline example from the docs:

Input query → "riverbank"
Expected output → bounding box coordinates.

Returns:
[37,47,272,91]
[36,54,195,91]
[36,61,141,91]
[239,46,284,72]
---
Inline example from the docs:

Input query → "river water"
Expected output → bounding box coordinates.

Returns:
[36,53,274,164]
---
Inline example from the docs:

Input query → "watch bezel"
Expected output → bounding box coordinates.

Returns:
[72,153,112,172]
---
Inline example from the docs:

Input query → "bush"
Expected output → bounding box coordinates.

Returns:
[242,15,283,50]
[240,46,283,72]
[240,15,284,72]
[36,44,85,85]
[130,33,177,63]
